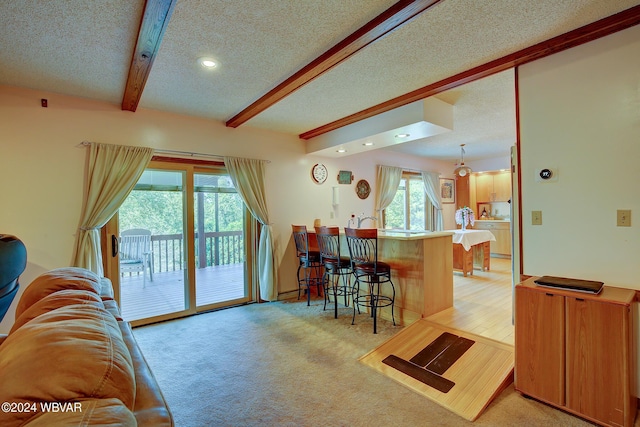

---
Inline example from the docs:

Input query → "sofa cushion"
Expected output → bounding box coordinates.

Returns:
[15,267,101,318]
[23,398,136,427]
[100,277,115,300]
[102,298,123,321]
[0,304,136,426]
[10,289,104,333]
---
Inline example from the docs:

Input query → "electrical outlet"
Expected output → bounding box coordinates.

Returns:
[617,210,631,227]
[532,210,542,225]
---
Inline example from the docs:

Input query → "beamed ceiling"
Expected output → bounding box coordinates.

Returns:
[1,0,639,161]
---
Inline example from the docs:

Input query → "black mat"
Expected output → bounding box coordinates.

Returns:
[383,355,455,393]
[382,332,475,393]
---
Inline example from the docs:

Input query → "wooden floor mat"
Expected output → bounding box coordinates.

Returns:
[359,320,514,421]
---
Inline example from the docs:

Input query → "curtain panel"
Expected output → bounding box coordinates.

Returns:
[421,171,444,231]
[224,156,277,302]
[72,142,153,275]
[374,165,403,225]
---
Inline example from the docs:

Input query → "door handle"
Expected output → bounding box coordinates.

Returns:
[111,235,119,258]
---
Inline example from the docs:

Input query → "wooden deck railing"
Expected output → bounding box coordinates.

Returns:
[150,231,243,273]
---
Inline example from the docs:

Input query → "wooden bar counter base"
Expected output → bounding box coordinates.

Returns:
[375,230,454,326]
[515,277,637,427]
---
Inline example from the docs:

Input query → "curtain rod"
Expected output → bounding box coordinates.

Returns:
[379,164,440,175]
[154,148,224,161]
[78,141,270,163]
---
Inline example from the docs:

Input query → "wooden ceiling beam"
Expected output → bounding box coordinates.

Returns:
[300,4,640,140]
[122,0,177,112]
[225,0,443,128]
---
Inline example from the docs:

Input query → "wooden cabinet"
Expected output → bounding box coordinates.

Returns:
[515,285,565,405]
[515,279,636,427]
[493,172,511,201]
[455,174,470,210]
[474,171,511,202]
[473,221,510,256]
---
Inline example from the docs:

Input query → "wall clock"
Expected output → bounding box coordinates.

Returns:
[311,163,328,184]
[356,179,371,199]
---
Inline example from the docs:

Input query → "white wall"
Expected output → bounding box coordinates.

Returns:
[468,155,511,173]
[519,24,640,288]
[0,84,451,332]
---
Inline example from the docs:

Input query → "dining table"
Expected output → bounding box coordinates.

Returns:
[447,229,496,277]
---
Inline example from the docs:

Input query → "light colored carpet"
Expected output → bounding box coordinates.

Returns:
[133,297,596,427]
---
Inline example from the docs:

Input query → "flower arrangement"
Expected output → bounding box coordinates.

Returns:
[455,206,475,230]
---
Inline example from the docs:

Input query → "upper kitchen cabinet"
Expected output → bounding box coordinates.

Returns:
[475,171,511,202]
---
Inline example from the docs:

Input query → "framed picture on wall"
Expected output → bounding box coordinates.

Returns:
[440,178,455,204]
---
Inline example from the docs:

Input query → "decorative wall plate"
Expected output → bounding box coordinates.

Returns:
[356,179,371,199]
[337,170,354,184]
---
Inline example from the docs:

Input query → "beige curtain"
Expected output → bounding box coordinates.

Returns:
[374,165,403,226]
[421,171,444,231]
[71,142,153,275]
[224,156,277,302]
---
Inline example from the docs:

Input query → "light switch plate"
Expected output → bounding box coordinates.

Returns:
[617,210,631,227]
[532,210,542,225]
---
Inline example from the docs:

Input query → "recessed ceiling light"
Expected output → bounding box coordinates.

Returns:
[395,133,410,138]
[198,57,217,68]
[362,142,374,146]
[336,148,347,153]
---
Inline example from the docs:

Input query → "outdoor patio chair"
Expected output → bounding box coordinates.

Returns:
[120,228,154,287]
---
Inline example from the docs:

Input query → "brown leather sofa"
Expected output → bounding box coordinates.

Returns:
[0,267,173,426]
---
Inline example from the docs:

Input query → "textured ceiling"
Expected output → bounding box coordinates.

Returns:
[1,0,639,161]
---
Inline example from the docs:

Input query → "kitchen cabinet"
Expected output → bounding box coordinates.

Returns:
[515,279,636,427]
[475,171,511,202]
[455,174,470,209]
[473,221,510,256]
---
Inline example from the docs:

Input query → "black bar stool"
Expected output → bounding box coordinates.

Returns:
[315,226,356,319]
[345,227,396,333]
[292,225,323,306]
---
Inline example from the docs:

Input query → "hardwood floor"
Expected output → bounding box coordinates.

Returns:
[427,257,514,346]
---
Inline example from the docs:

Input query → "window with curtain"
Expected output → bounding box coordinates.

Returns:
[383,172,433,231]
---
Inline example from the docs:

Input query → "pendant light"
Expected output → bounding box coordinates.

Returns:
[454,144,472,177]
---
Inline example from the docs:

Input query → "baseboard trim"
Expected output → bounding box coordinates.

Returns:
[278,290,300,301]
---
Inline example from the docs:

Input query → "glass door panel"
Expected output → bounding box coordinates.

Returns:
[118,169,188,322]
[194,173,247,309]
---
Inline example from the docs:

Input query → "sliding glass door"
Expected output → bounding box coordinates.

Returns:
[193,172,247,308]
[117,168,188,322]
[105,160,251,326]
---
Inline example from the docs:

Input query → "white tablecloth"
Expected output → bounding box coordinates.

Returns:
[446,229,496,251]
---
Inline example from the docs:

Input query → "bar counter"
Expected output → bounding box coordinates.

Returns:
[374,230,454,325]
[307,228,454,326]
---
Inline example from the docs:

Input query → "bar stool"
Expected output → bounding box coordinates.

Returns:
[292,225,323,306]
[345,227,396,334]
[315,226,356,319]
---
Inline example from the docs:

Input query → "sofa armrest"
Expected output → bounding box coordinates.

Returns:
[118,321,173,427]
[100,277,115,300]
